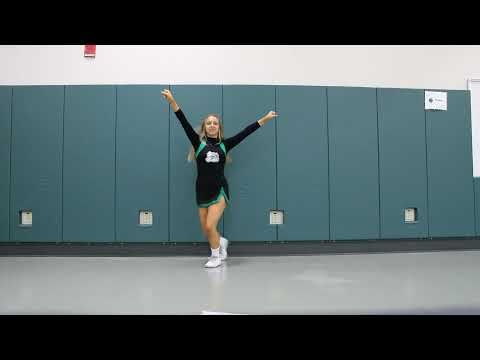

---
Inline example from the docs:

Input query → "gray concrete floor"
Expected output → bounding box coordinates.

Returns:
[1,250,480,314]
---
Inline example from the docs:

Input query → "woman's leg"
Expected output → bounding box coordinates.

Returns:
[198,207,208,238]
[205,195,227,251]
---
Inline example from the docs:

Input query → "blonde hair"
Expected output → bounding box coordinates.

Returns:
[187,114,232,164]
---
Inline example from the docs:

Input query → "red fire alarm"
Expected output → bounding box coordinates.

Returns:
[84,45,96,58]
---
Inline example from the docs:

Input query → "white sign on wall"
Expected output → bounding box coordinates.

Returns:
[425,91,448,110]
[469,80,480,177]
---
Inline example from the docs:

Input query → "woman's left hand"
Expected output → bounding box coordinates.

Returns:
[265,111,278,120]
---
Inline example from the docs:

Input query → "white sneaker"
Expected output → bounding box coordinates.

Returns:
[204,256,222,268]
[220,237,229,261]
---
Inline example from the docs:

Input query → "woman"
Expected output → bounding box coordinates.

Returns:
[162,89,278,268]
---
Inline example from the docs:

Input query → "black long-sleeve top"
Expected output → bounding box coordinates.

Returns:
[174,108,261,205]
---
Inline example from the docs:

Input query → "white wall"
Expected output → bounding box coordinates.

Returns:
[1,45,479,89]
[469,80,480,177]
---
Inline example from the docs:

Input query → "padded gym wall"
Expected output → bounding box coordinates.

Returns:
[327,87,380,240]
[0,85,477,243]
[63,86,116,242]
[222,85,276,242]
[425,90,475,237]
[377,88,429,239]
[0,87,12,242]
[116,85,169,242]
[475,178,480,237]
[276,86,329,241]
[10,86,63,242]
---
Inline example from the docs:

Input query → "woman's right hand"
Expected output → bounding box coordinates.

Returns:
[161,89,175,104]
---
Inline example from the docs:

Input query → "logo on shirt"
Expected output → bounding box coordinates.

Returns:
[205,151,220,163]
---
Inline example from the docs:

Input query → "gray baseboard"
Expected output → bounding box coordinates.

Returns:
[1,237,480,256]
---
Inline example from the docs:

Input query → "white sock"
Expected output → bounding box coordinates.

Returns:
[211,247,220,257]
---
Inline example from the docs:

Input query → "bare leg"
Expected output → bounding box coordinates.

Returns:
[198,207,208,238]
[205,196,227,250]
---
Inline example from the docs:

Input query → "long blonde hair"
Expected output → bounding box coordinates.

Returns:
[187,114,232,164]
